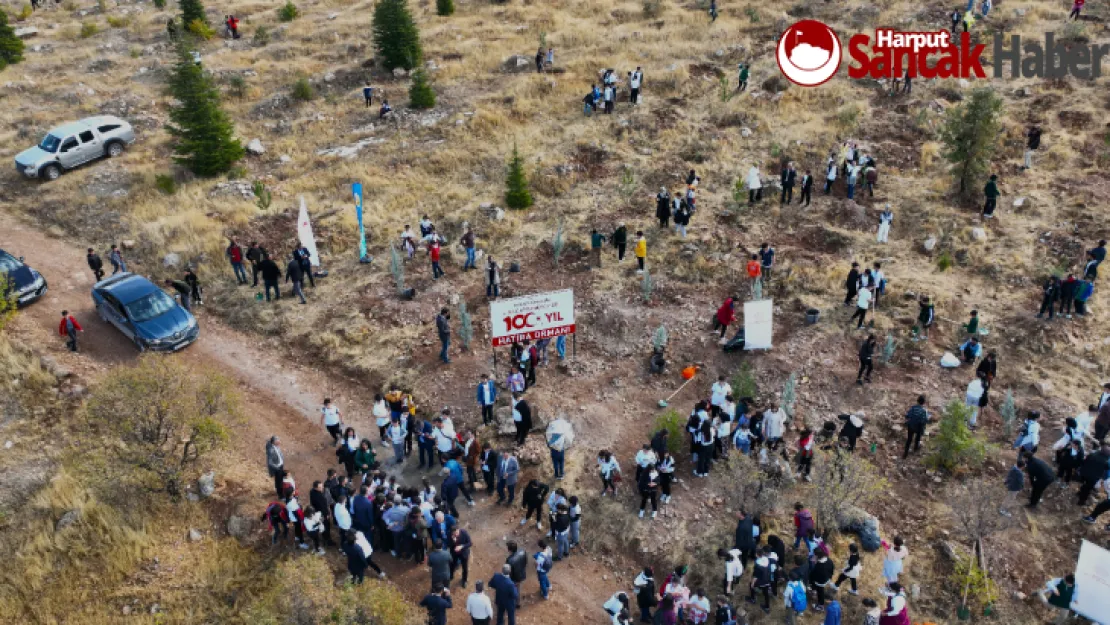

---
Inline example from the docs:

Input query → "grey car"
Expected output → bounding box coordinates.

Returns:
[14,115,136,181]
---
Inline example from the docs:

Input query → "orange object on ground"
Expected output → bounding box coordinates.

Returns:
[681,366,697,380]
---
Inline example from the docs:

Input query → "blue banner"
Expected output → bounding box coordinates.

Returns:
[352,183,366,259]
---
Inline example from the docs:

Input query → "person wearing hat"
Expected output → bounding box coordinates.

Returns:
[656,187,672,228]
[877,205,893,243]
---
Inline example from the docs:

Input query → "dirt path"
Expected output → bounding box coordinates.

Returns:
[0,210,620,624]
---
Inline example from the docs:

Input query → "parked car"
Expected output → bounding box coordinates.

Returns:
[0,248,48,307]
[14,115,136,181]
[92,273,199,352]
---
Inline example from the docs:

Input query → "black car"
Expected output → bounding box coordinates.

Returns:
[0,248,48,307]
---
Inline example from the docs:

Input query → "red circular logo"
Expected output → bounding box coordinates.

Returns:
[776,20,843,87]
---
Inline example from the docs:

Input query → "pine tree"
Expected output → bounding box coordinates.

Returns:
[0,9,24,71]
[179,0,207,26]
[504,143,533,209]
[939,87,1003,199]
[408,68,435,109]
[457,300,473,350]
[372,0,421,71]
[781,372,797,418]
[926,400,987,474]
[166,43,245,177]
[436,0,454,16]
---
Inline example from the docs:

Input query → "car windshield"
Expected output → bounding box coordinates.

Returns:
[38,134,62,153]
[124,290,177,322]
[0,252,20,274]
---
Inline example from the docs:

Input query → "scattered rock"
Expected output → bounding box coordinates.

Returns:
[323,72,335,82]
[501,55,532,73]
[197,471,216,498]
[39,355,72,379]
[957,78,971,89]
[740,127,752,138]
[162,253,181,268]
[246,138,265,156]
[923,236,937,252]
[121,240,136,250]
[279,154,291,164]
[188,528,203,542]
[1013,196,1027,208]
[327,12,339,19]
[14,27,39,39]
[1034,380,1053,396]
[392,67,407,78]
[122,605,131,615]
[55,509,81,532]
[971,227,987,241]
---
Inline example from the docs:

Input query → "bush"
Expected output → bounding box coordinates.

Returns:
[153,0,166,8]
[79,21,99,38]
[504,143,533,209]
[731,361,757,400]
[642,0,663,18]
[106,15,131,27]
[652,409,685,455]
[252,25,270,46]
[407,67,435,109]
[154,173,177,194]
[86,355,237,498]
[252,180,272,210]
[0,9,26,70]
[226,74,246,99]
[435,0,454,16]
[179,0,206,26]
[16,4,32,21]
[458,300,473,350]
[186,18,214,39]
[641,269,654,303]
[291,77,315,101]
[926,400,988,474]
[372,0,422,71]
[277,0,299,22]
[811,450,887,534]
[937,249,953,272]
[389,244,406,294]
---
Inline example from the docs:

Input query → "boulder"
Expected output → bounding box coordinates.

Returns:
[246,138,265,155]
[1013,197,1027,208]
[197,471,216,498]
[923,236,937,252]
[162,253,181,268]
[39,355,72,379]
[971,227,987,241]
[55,509,81,532]
[501,55,532,73]
[188,528,203,542]
[15,27,40,39]
[392,67,407,78]
[1034,380,1054,396]
[121,240,136,250]
[837,505,882,552]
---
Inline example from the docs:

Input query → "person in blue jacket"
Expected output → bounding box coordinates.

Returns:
[477,374,498,426]
[490,564,519,625]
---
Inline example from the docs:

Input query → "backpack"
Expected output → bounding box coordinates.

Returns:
[537,552,553,573]
[788,581,808,612]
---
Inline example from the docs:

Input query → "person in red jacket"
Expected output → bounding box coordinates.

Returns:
[429,238,444,280]
[226,237,248,285]
[714,296,738,338]
[58,310,83,352]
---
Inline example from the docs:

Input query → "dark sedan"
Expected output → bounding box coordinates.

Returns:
[91,273,199,352]
[0,248,48,307]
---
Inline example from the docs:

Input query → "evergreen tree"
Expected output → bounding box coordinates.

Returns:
[179,0,207,26]
[408,68,435,109]
[372,0,421,71]
[504,143,533,209]
[926,400,987,474]
[0,9,24,71]
[166,43,245,177]
[436,0,454,16]
[939,87,1003,199]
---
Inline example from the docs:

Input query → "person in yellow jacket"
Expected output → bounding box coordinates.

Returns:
[634,231,647,274]
[962,9,975,31]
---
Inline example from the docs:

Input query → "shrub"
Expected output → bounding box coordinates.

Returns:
[811,450,887,534]
[653,325,667,351]
[732,176,746,209]
[718,75,734,102]
[504,143,533,209]
[937,249,953,271]
[457,300,473,350]
[389,244,405,294]
[79,21,99,38]
[652,409,685,455]
[179,0,207,26]
[154,173,177,194]
[407,67,435,109]
[724,453,786,515]
[940,87,1003,199]
[999,390,1016,437]
[97,0,107,12]
[835,103,861,130]
[153,0,166,8]
[291,77,316,101]
[129,46,141,58]
[252,25,270,46]
[926,400,988,474]
[551,218,565,268]
[277,0,299,22]
[226,74,246,99]
[642,0,663,18]
[781,372,797,418]
[0,283,15,332]
[252,180,272,210]
[186,18,214,39]
[882,334,896,364]
[166,42,245,176]
[731,361,757,400]
[0,9,26,70]
[372,0,421,71]
[16,4,32,21]
[951,554,999,615]
[86,355,237,498]
[106,15,131,27]
[435,0,454,16]
[641,269,654,303]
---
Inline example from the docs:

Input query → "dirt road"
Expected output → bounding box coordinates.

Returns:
[0,210,621,624]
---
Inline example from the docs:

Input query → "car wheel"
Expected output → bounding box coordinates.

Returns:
[106,142,124,158]
[42,164,62,181]
[133,336,146,352]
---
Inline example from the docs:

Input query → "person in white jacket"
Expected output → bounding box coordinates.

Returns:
[1014,411,1042,455]
[746,166,763,204]
[387,418,408,465]
[710,375,732,417]
[763,403,787,451]
[965,376,985,428]
[877,205,894,243]
[373,394,391,447]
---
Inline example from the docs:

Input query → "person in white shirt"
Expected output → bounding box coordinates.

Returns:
[710,375,732,417]
[1014,411,1042,454]
[686,590,710,624]
[333,494,352,543]
[466,581,494,624]
[603,85,615,114]
[746,165,763,204]
[433,416,457,462]
[303,507,325,554]
[965,376,985,428]
[598,450,621,496]
[373,394,391,447]
[657,453,675,504]
[634,444,658,483]
[387,418,407,465]
[719,548,744,595]
[603,592,630,622]
[630,67,643,104]
[881,582,908,619]
[871,262,886,309]
[851,285,872,329]
[721,394,738,423]
[320,398,342,444]
[400,226,417,258]
[762,403,787,451]
[1076,405,1098,443]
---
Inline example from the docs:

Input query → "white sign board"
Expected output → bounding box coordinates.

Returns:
[743,299,773,350]
[489,289,576,347]
[1074,540,1110,624]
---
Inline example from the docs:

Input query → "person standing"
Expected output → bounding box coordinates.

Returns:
[461,227,477,271]
[656,187,672,227]
[294,245,315,288]
[1037,276,1060,319]
[320,398,342,443]
[1069,0,1084,19]
[798,169,814,207]
[598,450,620,497]
[982,174,1000,220]
[832,543,862,595]
[746,548,774,614]
[1077,444,1110,506]
[637,466,660,520]
[497,450,520,505]
[489,564,518,625]
[590,229,606,269]
[183,267,203,307]
[245,241,265,287]
[285,254,307,304]
[824,158,837,194]
[511,393,532,446]
[630,67,643,105]
[759,243,775,282]
[714,298,737,339]
[844,262,860,307]
[809,550,835,611]
[746,165,762,204]
[467,580,494,625]
[781,162,797,205]
[506,542,528,607]
[430,237,445,280]
[428,541,454,592]
[420,587,453,625]
[634,231,647,274]
[634,567,657,623]
[737,63,749,91]
[521,479,550,530]
[1025,451,1056,509]
[362,83,375,108]
[58,310,83,353]
[534,540,554,600]
[877,205,893,243]
[603,83,615,114]
[436,307,451,364]
[903,395,929,458]
[1023,125,1042,170]
[387,417,407,465]
[796,430,815,480]
[481,444,500,495]
[673,203,691,238]
[476,374,497,426]
[612,222,628,263]
[486,257,501,299]
[109,244,126,274]
[850,286,872,330]
[258,253,281,302]
[916,296,935,340]
[86,248,105,282]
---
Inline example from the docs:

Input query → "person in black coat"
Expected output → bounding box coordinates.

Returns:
[733,510,756,569]
[655,188,672,227]
[856,335,877,385]
[1077,444,1110,505]
[837,413,864,451]
[976,352,997,382]
[86,248,105,282]
[448,526,472,588]
[505,542,528,608]
[1037,276,1060,320]
[309,480,335,545]
[489,565,519,625]
[419,588,452,625]
[344,537,368,584]
[258,253,282,301]
[844,263,860,306]
[285,256,307,304]
[780,162,797,204]
[798,170,814,207]
[481,444,499,495]
[521,479,550,529]
[1024,452,1056,508]
[634,567,657,623]
[512,394,532,446]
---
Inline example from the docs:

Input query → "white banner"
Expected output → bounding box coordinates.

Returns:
[489,289,575,347]
[743,299,773,350]
[1074,540,1110,624]
[297,197,320,267]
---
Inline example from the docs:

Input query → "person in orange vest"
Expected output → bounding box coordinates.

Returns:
[58,310,83,352]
